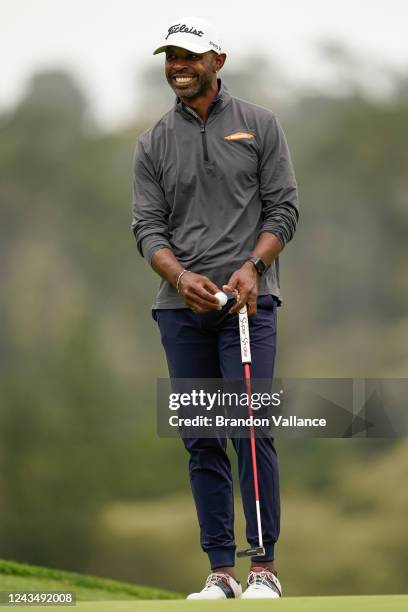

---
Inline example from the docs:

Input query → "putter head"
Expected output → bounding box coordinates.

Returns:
[237,546,265,558]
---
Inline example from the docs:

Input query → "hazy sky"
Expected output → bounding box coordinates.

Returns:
[2,0,407,126]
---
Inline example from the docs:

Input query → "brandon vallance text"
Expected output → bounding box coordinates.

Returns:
[168,415,328,428]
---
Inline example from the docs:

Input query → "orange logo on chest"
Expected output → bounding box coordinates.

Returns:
[224,132,254,141]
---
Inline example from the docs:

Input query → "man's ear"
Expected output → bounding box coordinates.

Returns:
[215,53,227,72]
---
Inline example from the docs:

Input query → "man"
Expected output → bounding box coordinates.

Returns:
[132,16,299,600]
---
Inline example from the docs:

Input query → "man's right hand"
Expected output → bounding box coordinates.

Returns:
[178,271,222,313]
[150,249,222,313]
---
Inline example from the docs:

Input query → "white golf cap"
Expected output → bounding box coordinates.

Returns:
[153,16,223,55]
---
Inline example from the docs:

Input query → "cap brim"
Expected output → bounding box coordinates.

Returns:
[153,35,214,55]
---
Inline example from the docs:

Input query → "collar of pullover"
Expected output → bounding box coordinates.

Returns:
[174,78,231,120]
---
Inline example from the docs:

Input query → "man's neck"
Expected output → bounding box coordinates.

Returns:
[180,81,219,122]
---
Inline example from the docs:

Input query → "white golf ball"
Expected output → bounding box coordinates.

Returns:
[214,291,228,306]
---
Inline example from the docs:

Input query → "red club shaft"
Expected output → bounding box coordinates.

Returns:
[244,362,260,503]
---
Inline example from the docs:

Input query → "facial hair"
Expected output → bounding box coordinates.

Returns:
[167,70,214,99]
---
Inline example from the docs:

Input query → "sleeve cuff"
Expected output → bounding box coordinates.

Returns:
[139,234,171,264]
[260,227,286,248]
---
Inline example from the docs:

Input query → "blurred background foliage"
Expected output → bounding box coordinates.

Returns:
[0,48,407,595]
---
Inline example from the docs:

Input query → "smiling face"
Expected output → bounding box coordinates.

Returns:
[165,46,225,99]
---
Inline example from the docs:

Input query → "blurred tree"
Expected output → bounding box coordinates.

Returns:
[13,70,90,135]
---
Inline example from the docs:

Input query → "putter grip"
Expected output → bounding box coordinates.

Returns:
[238,305,252,364]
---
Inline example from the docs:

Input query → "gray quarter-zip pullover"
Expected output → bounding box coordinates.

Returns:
[132,80,299,308]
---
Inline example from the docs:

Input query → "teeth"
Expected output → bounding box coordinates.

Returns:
[175,76,195,83]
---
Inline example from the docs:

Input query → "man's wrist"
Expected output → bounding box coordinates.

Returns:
[246,256,270,277]
[176,269,190,292]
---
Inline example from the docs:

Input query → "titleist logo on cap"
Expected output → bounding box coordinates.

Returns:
[165,23,205,40]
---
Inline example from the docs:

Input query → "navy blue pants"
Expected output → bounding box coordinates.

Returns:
[153,295,280,569]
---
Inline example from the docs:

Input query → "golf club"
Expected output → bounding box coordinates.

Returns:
[236,304,266,558]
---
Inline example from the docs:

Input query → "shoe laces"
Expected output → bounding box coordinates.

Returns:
[204,573,231,590]
[248,568,277,589]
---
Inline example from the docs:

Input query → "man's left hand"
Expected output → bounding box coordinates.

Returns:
[223,261,259,316]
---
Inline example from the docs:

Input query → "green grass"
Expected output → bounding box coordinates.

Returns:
[0,558,181,601]
[81,596,407,611]
[1,559,406,611]
[3,595,408,611]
